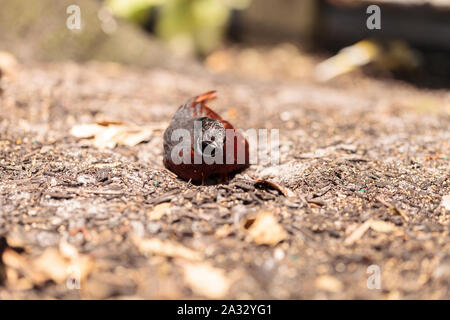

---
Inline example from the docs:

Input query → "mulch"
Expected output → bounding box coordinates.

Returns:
[0,58,449,299]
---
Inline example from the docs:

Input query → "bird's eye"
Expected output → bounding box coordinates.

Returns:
[201,141,210,153]
[210,136,215,141]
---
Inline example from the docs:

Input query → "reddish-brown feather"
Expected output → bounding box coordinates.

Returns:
[190,91,222,119]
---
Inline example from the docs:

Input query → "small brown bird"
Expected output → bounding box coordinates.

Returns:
[163,91,249,184]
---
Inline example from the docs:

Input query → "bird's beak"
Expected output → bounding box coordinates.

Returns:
[202,140,223,159]
[208,141,219,151]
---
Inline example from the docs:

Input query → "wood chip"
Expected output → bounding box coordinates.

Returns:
[147,203,171,220]
[344,219,373,246]
[132,236,202,261]
[315,275,343,292]
[244,210,287,246]
[370,220,397,233]
[0,51,19,79]
[214,224,233,238]
[441,194,450,211]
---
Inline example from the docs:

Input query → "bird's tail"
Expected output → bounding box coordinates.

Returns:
[195,90,217,103]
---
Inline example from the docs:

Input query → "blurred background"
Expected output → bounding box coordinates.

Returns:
[1,0,449,88]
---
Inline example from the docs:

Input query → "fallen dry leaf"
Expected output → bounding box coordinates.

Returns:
[70,123,104,138]
[182,262,231,299]
[244,210,287,246]
[315,275,343,293]
[132,236,202,261]
[5,267,33,291]
[33,248,75,283]
[147,203,171,220]
[37,248,94,285]
[1,250,27,286]
[2,244,95,287]
[70,121,164,149]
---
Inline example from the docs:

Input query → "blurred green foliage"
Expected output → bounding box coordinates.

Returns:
[107,0,252,55]
[106,0,164,24]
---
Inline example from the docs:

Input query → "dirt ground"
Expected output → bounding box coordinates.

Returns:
[0,52,449,299]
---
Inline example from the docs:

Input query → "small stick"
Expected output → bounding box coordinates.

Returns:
[376,196,409,222]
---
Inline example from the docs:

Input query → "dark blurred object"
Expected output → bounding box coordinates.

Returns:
[314,39,422,82]
[237,0,318,45]
[317,0,450,88]
[318,0,450,51]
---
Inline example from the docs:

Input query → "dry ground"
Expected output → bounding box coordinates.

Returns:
[0,56,449,299]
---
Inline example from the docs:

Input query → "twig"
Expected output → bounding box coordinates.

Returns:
[376,196,409,222]
[344,219,373,246]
